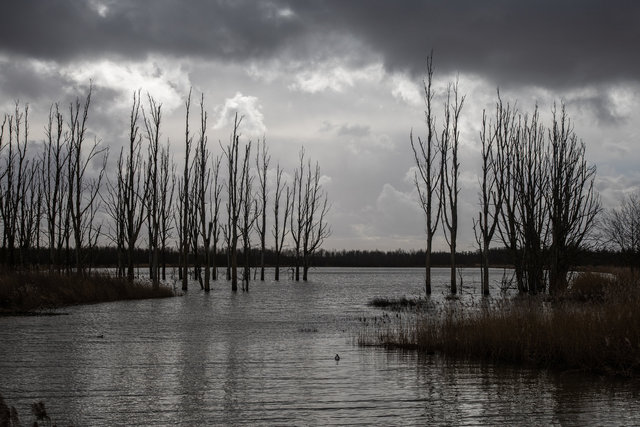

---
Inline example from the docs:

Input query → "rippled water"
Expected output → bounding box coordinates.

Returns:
[1,267,639,425]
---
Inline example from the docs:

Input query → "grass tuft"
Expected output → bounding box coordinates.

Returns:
[368,296,429,311]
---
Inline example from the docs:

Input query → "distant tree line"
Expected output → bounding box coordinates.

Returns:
[3,245,624,270]
[0,84,331,291]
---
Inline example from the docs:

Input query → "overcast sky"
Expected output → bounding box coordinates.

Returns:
[1,1,639,251]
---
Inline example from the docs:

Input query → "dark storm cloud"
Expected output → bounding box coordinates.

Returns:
[312,0,640,88]
[0,60,74,101]
[0,0,307,62]
[1,1,639,88]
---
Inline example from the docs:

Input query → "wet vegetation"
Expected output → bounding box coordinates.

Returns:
[360,269,640,376]
[368,296,430,310]
[0,270,174,315]
[0,394,59,427]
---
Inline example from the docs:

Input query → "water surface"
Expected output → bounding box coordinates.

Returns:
[1,267,639,425]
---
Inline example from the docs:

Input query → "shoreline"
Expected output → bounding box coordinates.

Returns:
[0,270,176,315]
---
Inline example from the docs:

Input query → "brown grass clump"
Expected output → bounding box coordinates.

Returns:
[367,296,429,311]
[0,270,175,314]
[360,270,640,376]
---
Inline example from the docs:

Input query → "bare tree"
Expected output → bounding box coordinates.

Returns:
[158,141,175,281]
[290,150,305,281]
[104,149,126,277]
[272,162,291,281]
[496,112,525,292]
[255,137,270,281]
[291,148,331,281]
[180,89,193,291]
[222,114,251,291]
[516,108,549,294]
[117,91,148,282]
[42,104,68,272]
[143,94,163,288]
[440,81,465,295]
[210,155,223,281]
[410,51,441,295]
[240,151,257,291]
[496,106,549,294]
[546,103,600,294]
[18,150,41,267]
[473,93,510,296]
[601,192,640,272]
[67,85,107,275]
[195,95,213,291]
[1,104,29,270]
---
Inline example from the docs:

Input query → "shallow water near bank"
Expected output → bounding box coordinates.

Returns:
[1,267,639,425]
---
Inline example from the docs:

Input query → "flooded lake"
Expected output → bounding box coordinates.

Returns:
[1,267,639,425]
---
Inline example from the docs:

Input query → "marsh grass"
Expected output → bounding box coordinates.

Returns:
[0,270,175,314]
[360,270,640,376]
[368,296,431,310]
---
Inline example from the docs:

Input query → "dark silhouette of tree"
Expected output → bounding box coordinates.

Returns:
[410,51,441,295]
[272,162,291,281]
[546,103,600,294]
[67,85,107,276]
[255,137,270,281]
[143,93,163,289]
[42,103,69,272]
[222,114,251,291]
[601,192,640,271]
[179,89,193,291]
[240,149,256,291]
[194,94,213,291]
[440,81,465,295]
[113,91,148,282]
[158,140,175,281]
[210,154,223,281]
[290,148,331,281]
[473,93,510,296]
[1,104,29,270]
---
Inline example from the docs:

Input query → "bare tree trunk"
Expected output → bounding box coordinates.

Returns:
[211,155,223,281]
[410,51,441,296]
[256,137,270,281]
[546,103,599,294]
[159,141,175,282]
[42,103,67,273]
[144,94,163,289]
[222,114,250,292]
[273,163,291,281]
[181,90,193,291]
[294,149,331,282]
[67,84,107,277]
[195,94,212,291]
[440,81,465,295]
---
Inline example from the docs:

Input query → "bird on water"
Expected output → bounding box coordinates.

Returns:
[335,354,340,361]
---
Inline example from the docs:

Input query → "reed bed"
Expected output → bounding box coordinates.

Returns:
[359,270,640,376]
[0,270,175,314]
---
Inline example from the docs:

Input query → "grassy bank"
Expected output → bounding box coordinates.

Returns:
[0,270,175,315]
[360,270,640,376]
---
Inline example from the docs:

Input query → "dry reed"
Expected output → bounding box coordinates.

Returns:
[0,270,174,314]
[360,270,640,376]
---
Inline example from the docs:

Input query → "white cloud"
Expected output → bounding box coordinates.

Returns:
[391,73,422,107]
[319,174,332,187]
[213,92,266,136]
[60,57,190,112]
[289,62,384,93]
